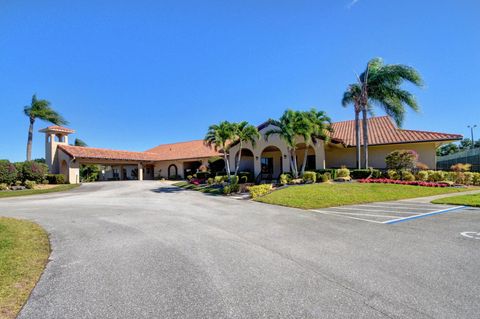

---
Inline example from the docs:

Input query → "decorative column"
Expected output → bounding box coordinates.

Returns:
[138,163,143,181]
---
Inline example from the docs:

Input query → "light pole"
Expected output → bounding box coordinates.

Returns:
[467,124,477,149]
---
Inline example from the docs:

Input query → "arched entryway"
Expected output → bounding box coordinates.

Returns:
[295,143,316,172]
[260,146,283,179]
[60,160,68,182]
[234,148,254,174]
[168,164,178,179]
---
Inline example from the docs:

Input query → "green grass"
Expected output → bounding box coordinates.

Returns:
[0,184,80,198]
[172,181,223,195]
[255,183,473,209]
[0,217,50,319]
[432,193,480,207]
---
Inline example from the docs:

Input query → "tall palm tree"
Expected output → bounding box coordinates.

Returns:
[299,108,332,175]
[24,94,68,161]
[232,121,260,176]
[265,109,300,178]
[342,85,362,169]
[343,58,423,168]
[74,138,88,147]
[204,121,235,180]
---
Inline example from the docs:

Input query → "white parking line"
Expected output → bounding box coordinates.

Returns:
[311,210,386,224]
[383,206,466,224]
[327,206,418,214]
[319,211,406,218]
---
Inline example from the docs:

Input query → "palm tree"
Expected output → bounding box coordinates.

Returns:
[265,110,300,178]
[74,138,88,147]
[232,121,260,176]
[343,58,423,168]
[342,85,362,169]
[299,108,332,175]
[24,94,68,161]
[204,121,235,180]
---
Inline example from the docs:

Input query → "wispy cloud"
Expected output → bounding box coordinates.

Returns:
[347,0,360,9]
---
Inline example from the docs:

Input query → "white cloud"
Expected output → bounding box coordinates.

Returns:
[347,0,360,9]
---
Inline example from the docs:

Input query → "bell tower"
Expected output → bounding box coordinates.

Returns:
[39,126,75,173]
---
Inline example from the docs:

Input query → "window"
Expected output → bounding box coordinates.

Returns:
[261,157,273,174]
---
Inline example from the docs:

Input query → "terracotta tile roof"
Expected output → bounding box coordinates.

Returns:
[146,140,221,161]
[58,144,159,161]
[39,125,75,134]
[331,116,462,147]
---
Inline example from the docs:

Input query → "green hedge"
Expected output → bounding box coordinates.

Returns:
[15,161,48,183]
[350,169,382,179]
[45,174,66,184]
[0,160,17,185]
[316,169,337,180]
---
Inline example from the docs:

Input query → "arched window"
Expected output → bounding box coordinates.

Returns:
[168,164,178,178]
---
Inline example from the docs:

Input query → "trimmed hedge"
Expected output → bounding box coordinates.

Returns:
[248,184,272,199]
[0,160,17,185]
[316,169,337,180]
[350,169,382,179]
[45,174,66,184]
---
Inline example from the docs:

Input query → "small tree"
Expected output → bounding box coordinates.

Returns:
[0,160,18,185]
[16,161,48,183]
[385,150,418,171]
[204,121,235,181]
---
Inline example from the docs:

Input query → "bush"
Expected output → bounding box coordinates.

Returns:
[16,161,48,183]
[472,173,480,186]
[336,167,350,178]
[45,174,66,184]
[428,170,445,182]
[385,150,418,170]
[207,177,214,185]
[316,169,337,180]
[317,173,330,183]
[401,170,415,181]
[302,171,317,183]
[387,169,400,180]
[0,183,9,191]
[0,160,17,185]
[24,180,36,189]
[247,184,272,199]
[187,175,193,181]
[196,171,211,180]
[416,170,429,181]
[451,163,471,172]
[279,173,292,185]
[214,175,225,184]
[42,179,49,184]
[237,171,253,183]
[350,169,381,179]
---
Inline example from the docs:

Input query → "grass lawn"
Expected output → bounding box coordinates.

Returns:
[0,184,80,199]
[0,218,50,319]
[255,183,473,209]
[432,193,480,207]
[172,181,223,195]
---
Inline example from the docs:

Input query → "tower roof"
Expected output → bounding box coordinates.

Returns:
[39,125,75,134]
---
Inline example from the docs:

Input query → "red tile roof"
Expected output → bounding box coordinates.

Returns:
[58,144,159,161]
[146,140,221,161]
[331,116,462,147]
[39,125,75,134]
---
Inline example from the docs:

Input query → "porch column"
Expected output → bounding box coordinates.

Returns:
[138,163,143,181]
[119,165,124,180]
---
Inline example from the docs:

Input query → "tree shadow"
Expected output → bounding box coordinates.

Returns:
[151,186,185,193]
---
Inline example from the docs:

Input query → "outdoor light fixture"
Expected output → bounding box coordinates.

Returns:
[468,124,477,149]
[283,154,287,159]
[255,156,259,160]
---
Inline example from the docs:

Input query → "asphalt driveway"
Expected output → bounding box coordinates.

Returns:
[1,181,479,319]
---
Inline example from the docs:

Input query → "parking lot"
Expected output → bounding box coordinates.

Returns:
[311,201,467,224]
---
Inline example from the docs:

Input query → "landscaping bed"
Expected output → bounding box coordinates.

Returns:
[255,183,473,209]
[0,184,80,198]
[432,193,480,207]
[0,217,50,319]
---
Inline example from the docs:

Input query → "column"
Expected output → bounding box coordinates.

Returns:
[138,163,143,181]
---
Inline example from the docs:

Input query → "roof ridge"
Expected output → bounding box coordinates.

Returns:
[331,115,390,125]
[59,144,152,154]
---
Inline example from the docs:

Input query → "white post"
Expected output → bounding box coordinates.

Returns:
[138,163,143,181]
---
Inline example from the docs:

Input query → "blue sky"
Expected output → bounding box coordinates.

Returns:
[1,0,479,161]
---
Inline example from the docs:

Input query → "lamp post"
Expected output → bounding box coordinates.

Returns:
[467,125,477,149]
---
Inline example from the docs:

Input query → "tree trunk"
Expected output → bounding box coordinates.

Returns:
[355,110,361,169]
[234,142,242,176]
[223,147,231,182]
[291,149,299,178]
[362,108,369,168]
[300,147,309,176]
[26,117,34,161]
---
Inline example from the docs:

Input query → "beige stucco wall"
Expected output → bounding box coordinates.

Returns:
[57,149,80,184]
[154,158,210,179]
[325,142,438,169]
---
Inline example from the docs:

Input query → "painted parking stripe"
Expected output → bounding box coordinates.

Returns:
[327,206,424,214]
[356,203,450,210]
[384,206,466,224]
[311,210,386,224]
[321,211,407,219]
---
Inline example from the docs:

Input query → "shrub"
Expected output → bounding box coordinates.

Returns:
[187,175,193,181]
[214,175,225,184]
[385,150,418,170]
[451,163,471,172]
[463,172,473,185]
[316,169,337,180]
[247,184,272,199]
[16,161,48,183]
[223,185,231,194]
[207,177,214,185]
[15,180,22,186]
[401,170,415,181]
[472,173,480,186]
[24,180,36,189]
[387,169,399,180]
[0,183,9,191]
[336,167,350,178]
[317,174,330,183]
[279,173,292,185]
[0,160,17,185]
[42,179,49,184]
[45,174,66,184]
[302,171,317,183]
[350,169,381,179]
[416,170,429,182]
[230,175,239,185]
[428,170,445,182]
[237,171,253,183]
[195,171,211,180]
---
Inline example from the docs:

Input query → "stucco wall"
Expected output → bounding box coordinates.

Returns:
[325,142,437,169]
[57,149,80,184]
[154,158,209,179]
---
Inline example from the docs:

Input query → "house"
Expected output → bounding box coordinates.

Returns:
[40,116,461,184]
